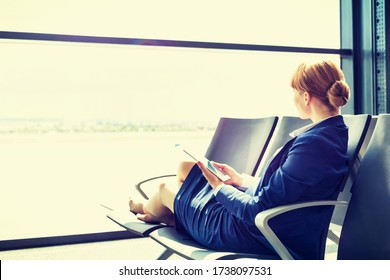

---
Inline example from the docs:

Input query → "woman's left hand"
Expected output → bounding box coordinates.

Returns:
[196,161,223,190]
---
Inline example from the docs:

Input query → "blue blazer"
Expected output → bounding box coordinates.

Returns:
[214,115,349,259]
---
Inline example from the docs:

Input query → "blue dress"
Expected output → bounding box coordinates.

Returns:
[174,116,349,259]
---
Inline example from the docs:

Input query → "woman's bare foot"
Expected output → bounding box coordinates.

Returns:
[129,199,146,214]
[135,213,162,224]
[136,213,175,226]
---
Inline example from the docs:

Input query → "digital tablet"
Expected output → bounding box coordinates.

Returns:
[175,144,231,182]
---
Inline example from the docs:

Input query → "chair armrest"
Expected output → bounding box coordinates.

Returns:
[135,174,176,199]
[254,200,348,260]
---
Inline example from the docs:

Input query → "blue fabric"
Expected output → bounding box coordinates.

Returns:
[174,115,349,259]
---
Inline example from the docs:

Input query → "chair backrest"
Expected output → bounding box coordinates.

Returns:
[337,114,390,260]
[255,116,312,177]
[353,116,378,162]
[205,116,278,176]
[340,114,373,191]
[330,114,372,226]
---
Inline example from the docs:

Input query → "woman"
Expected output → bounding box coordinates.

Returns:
[130,60,351,259]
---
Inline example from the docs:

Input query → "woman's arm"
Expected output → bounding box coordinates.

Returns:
[212,134,347,226]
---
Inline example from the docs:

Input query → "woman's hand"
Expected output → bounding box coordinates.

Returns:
[197,161,243,190]
[211,161,243,187]
[197,161,221,189]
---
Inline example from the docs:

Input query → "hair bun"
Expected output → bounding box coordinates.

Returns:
[327,80,350,108]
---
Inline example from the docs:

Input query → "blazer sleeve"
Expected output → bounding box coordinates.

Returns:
[214,134,345,226]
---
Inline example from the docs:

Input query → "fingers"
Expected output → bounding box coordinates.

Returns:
[196,161,210,177]
[196,160,207,171]
[197,161,222,188]
[211,162,233,174]
[209,161,242,187]
[197,161,214,177]
[210,161,226,169]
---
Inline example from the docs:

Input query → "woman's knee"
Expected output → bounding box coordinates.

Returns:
[158,182,177,212]
[177,161,196,183]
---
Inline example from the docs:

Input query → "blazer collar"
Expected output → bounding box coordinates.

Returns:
[289,115,344,138]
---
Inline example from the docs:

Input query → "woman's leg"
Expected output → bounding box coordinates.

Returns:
[177,161,196,188]
[129,161,196,225]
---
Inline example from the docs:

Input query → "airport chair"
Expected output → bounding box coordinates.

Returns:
[337,114,390,259]
[148,114,372,260]
[337,114,373,192]
[107,116,279,237]
[135,116,279,200]
[148,116,315,259]
[328,115,375,243]
[256,114,389,260]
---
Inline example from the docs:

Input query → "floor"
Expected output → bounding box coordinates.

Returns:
[0,237,185,260]
[0,235,338,260]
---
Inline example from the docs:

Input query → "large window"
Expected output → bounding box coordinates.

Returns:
[1,0,340,47]
[0,41,340,125]
[0,0,344,248]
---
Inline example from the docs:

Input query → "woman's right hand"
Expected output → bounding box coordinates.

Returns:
[210,162,243,188]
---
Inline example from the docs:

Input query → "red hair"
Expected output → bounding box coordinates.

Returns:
[291,61,350,111]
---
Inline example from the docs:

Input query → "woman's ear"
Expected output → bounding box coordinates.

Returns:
[303,92,311,106]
